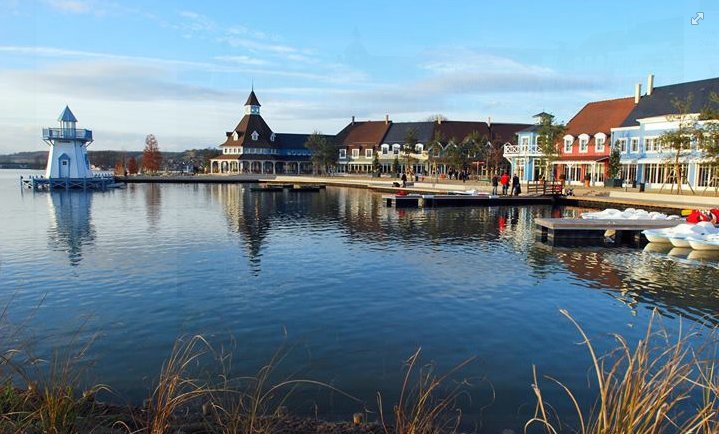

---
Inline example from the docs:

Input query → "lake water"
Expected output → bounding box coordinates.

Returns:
[2,170,719,432]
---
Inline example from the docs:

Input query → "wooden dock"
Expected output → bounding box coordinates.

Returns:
[535,218,684,246]
[21,175,116,191]
[383,194,554,208]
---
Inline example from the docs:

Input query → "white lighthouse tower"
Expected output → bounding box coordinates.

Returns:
[43,106,94,179]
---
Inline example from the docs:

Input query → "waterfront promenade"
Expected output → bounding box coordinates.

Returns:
[121,174,719,212]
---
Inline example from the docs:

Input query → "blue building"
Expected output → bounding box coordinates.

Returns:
[504,113,552,182]
[611,75,719,189]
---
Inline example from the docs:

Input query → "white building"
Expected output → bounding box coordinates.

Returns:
[43,106,94,179]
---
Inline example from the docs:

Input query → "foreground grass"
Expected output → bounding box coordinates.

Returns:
[527,309,719,434]
[2,305,718,433]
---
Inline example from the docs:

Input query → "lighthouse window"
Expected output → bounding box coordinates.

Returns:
[62,161,68,165]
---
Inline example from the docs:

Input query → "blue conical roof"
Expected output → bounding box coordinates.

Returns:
[58,106,77,122]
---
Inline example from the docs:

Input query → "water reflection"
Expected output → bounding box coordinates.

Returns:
[144,184,162,228]
[47,191,95,266]
[547,244,719,325]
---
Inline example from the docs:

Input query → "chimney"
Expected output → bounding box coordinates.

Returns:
[487,116,492,127]
[634,83,642,104]
[385,114,389,124]
[437,115,442,125]
[351,115,355,125]
[647,74,654,96]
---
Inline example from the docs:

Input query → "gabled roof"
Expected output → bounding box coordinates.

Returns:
[565,97,635,136]
[382,122,435,144]
[245,91,261,107]
[620,77,719,127]
[335,121,391,147]
[58,106,77,122]
[435,121,490,144]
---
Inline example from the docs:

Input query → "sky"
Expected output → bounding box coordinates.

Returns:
[0,0,718,153]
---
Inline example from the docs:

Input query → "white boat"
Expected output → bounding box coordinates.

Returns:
[668,236,693,248]
[688,235,719,251]
[582,207,679,220]
[642,228,674,244]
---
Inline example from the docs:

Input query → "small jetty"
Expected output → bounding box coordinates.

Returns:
[22,174,116,191]
[383,194,554,208]
[250,185,285,192]
[535,218,684,246]
[251,183,325,192]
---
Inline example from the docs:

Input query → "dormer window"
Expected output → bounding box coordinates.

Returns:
[251,131,259,141]
[595,136,606,152]
[270,133,276,142]
[415,144,424,153]
[339,149,347,159]
[564,138,573,153]
[232,131,239,141]
[579,134,589,153]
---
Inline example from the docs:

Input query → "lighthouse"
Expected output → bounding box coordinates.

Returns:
[43,106,94,179]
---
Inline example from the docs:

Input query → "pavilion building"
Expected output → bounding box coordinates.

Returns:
[210,91,331,175]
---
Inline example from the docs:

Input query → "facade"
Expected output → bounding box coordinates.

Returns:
[337,117,529,177]
[210,91,330,175]
[555,97,635,186]
[504,114,547,182]
[43,106,94,179]
[611,76,719,189]
[335,117,392,173]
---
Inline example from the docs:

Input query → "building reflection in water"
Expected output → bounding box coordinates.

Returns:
[47,191,95,266]
[207,185,719,323]
[540,243,719,325]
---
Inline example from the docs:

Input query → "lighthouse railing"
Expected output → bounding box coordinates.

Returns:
[42,128,93,141]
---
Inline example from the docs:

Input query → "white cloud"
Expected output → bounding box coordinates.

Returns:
[47,0,91,13]
[214,55,270,67]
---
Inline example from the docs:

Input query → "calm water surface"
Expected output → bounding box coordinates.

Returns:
[2,170,719,432]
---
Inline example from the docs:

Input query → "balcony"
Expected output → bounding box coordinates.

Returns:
[43,128,93,141]
[504,144,540,156]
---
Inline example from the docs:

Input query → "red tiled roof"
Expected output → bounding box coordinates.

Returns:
[565,97,636,137]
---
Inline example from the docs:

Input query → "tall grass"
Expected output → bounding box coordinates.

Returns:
[378,348,475,434]
[526,309,719,434]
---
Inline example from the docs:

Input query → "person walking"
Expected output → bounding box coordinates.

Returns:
[512,173,521,196]
[500,172,510,195]
[401,172,407,188]
[491,173,499,195]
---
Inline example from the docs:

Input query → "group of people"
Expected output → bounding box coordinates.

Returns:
[491,172,521,196]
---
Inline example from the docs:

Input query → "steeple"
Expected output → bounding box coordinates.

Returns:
[244,90,261,115]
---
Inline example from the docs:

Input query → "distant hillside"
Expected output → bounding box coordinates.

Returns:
[0,148,220,171]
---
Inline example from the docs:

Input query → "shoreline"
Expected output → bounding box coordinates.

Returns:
[116,173,718,213]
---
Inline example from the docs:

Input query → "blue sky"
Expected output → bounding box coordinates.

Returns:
[0,0,717,153]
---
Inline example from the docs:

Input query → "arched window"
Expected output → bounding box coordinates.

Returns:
[251,131,259,141]
[381,144,390,155]
[392,144,401,155]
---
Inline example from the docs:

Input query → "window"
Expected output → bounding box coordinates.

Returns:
[618,138,627,153]
[352,149,360,158]
[595,137,605,152]
[521,137,529,147]
[251,131,259,141]
[270,133,276,142]
[392,144,400,155]
[365,149,373,158]
[433,146,441,157]
[415,144,424,153]
[381,145,389,155]
[232,131,239,141]
[564,138,572,153]
[339,149,346,159]
[631,138,639,153]
[579,138,588,153]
